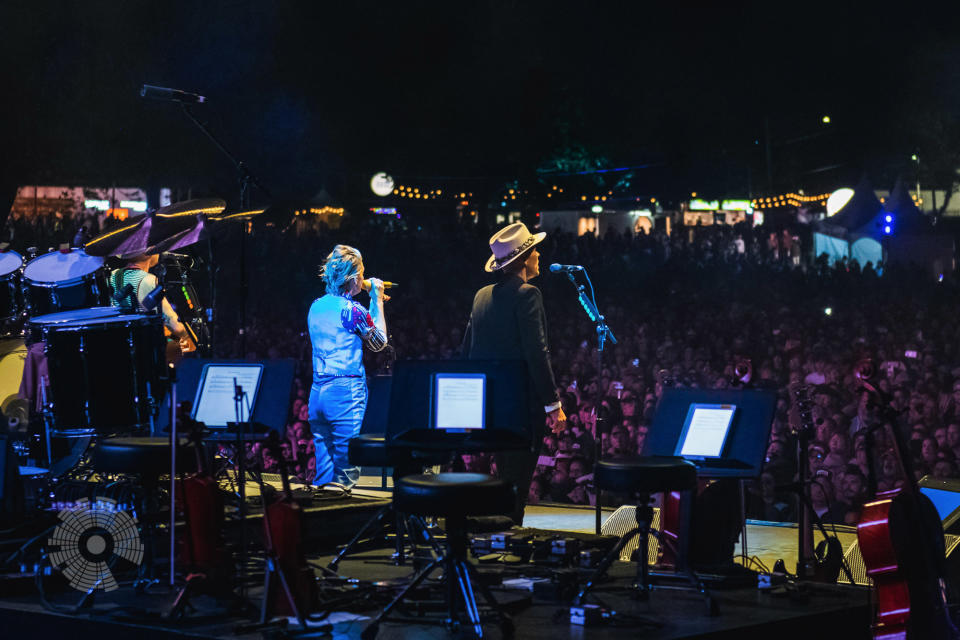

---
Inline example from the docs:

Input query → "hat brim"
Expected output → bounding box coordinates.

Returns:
[484,231,546,272]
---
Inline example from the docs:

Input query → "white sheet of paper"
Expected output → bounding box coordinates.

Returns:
[194,365,263,427]
[435,376,484,430]
[679,406,734,457]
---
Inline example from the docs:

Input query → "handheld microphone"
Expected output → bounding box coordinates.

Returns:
[549,263,583,273]
[362,279,398,290]
[140,84,206,104]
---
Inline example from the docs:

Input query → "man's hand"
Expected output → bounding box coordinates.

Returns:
[547,407,567,434]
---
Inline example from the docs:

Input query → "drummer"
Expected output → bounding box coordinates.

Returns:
[110,252,193,353]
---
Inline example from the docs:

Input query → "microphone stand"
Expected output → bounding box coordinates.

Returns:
[178,103,272,357]
[561,269,617,534]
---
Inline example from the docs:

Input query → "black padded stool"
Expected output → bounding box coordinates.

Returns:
[93,436,193,583]
[576,456,717,615]
[362,473,515,639]
[328,434,447,571]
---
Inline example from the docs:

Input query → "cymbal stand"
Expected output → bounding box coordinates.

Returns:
[168,362,177,587]
[179,104,271,357]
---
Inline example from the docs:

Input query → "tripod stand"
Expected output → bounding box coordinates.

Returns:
[791,385,854,584]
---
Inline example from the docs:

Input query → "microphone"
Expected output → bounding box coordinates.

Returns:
[362,279,398,290]
[140,84,206,104]
[549,263,583,273]
[161,251,195,267]
[142,286,165,312]
[113,283,134,305]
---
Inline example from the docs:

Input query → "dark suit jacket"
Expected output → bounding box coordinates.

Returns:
[461,274,559,407]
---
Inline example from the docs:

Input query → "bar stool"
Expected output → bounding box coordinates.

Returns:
[92,436,192,583]
[362,472,515,639]
[576,456,717,615]
[327,434,446,571]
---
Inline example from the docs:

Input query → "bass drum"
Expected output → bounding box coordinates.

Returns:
[0,337,28,432]
[33,310,165,437]
[0,251,23,323]
[23,249,108,316]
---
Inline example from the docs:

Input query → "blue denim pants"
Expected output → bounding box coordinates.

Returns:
[308,376,367,487]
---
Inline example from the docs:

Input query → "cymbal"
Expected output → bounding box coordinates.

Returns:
[153,198,226,218]
[85,198,224,258]
[208,207,267,222]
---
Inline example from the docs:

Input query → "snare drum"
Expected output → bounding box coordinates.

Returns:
[23,249,108,316]
[26,306,121,343]
[34,311,165,437]
[0,251,23,322]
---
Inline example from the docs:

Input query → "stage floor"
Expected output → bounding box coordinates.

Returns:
[0,495,870,639]
[0,545,870,640]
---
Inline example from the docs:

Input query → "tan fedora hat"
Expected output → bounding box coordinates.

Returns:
[484,222,546,272]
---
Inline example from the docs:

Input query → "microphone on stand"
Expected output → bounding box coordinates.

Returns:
[140,84,206,104]
[549,263,583,273]
[362,279,398,290]
[142,286,165,312]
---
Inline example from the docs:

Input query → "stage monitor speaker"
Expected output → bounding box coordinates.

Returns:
[919,476,960,534]
[601,481,743,571]
[600,504,661,565]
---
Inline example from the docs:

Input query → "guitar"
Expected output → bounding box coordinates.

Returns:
[262,434,316,618]
[855,368,959,639]
[164,322,198,364]
[177,418,230,580]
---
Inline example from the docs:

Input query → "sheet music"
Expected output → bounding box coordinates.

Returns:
[435,374,485,430]
[193,365,263,427]
[679,405,735,457]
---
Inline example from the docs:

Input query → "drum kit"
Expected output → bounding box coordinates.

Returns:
[0,199,236,467]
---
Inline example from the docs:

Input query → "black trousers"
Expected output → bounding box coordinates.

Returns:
[495,410,545,525]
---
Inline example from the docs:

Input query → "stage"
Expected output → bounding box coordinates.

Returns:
[0,490,872,639]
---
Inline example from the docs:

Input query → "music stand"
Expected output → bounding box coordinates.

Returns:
[386,359,532,455]
[645,388,777,477]
[645,388,776,568]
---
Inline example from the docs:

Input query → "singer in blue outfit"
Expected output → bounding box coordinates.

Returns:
[307,244,387,488]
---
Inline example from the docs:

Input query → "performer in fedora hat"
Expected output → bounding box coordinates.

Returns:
[461,221,566,524]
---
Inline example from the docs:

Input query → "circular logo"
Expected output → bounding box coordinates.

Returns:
[48,497,143,592]
[370,172,395,197]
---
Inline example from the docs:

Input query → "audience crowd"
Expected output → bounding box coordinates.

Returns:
[7,208,958,526]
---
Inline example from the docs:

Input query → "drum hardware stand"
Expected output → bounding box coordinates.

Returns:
[233,380,252,600]
[559,267,617,535]
[39,375,53,468]
[167,362,178,588]
[177,103,272,357]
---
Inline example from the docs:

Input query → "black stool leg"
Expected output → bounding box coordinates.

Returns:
[361,557,443,640]
[635,502,654,599]
[463,560,514,637]
[575,527,644,604]
[328,504,393,572]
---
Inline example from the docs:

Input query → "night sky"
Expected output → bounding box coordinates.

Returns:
[3,2,959,209]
